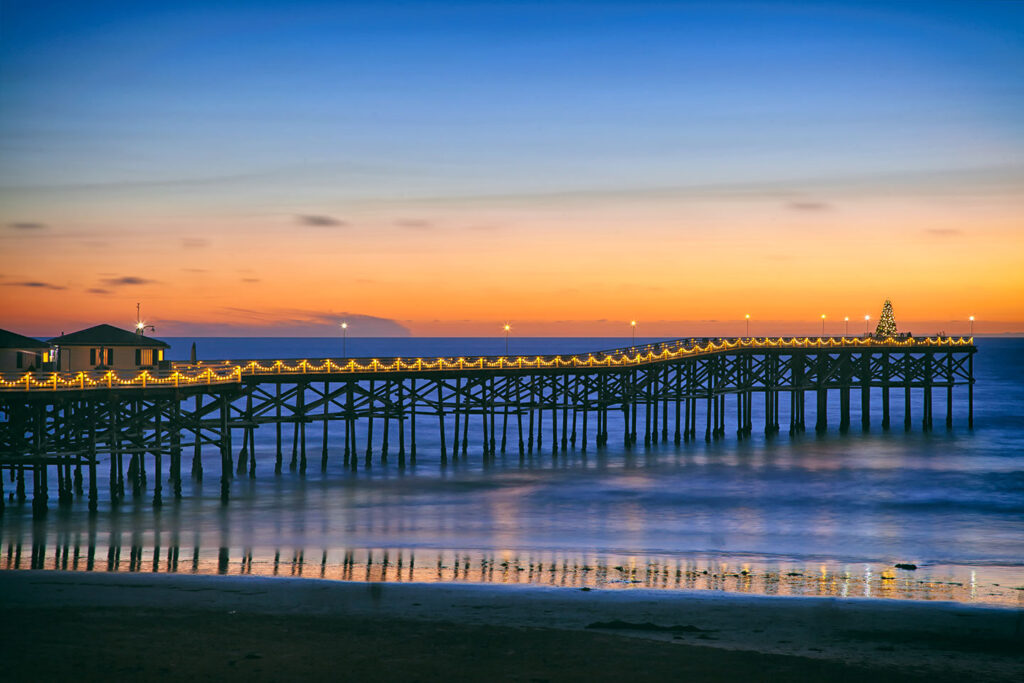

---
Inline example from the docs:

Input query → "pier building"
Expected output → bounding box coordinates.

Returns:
[0,329,50,372]
[48,324,170,372]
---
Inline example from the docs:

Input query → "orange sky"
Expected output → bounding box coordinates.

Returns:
[3,190,1022,337]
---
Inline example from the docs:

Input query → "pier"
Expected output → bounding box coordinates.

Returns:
[0,336,976,515]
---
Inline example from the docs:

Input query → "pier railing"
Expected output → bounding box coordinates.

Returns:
[0,335,974,392]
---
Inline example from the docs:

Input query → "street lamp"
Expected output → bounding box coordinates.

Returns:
[821,314,826,336]
[969,316,975,336]
[745,313,750,337]
[503,323,511,355]
[135,302,154,336]
[630,320,637,347]
[864,315,870,335]
[340,322,348,358]
[844,316,849,337]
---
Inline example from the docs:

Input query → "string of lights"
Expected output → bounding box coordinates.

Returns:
[0,335,974,393]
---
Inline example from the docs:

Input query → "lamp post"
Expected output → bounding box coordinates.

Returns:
[864,315,870,335]
[135,303,155,337]
[503,323,511,355]
[969,316,974,336]
[745,313,750,338]
[630,320,637,348]
[844,316,849,337]
[340,322,348,358]
[821,314,826,337]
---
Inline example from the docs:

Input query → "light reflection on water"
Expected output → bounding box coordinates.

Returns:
[5,532,1020,607]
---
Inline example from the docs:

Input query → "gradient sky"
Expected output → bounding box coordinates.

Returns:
[2,0,1022,336]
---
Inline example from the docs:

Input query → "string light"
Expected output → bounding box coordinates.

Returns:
[0,336,975,393]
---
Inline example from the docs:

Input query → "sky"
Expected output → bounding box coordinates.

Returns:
[1,0,1022,337]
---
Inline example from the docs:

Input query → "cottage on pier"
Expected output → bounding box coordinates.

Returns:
[0,328,51,372]
[48,324,170,372]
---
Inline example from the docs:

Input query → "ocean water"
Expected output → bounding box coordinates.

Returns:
[2,337,1022,607]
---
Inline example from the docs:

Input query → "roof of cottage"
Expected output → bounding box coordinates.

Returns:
[48,324,170,348]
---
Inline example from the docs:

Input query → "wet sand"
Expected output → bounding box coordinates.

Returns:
[2,571,1021,681]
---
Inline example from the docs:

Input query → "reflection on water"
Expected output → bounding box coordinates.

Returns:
[4,526,1021,607]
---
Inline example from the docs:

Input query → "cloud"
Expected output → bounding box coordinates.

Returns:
[208,307,412,336]
[181,238,209,248]
[182,268,207,273]
[298,214,346,227]
[87,288,112,295]
[241,277,260,283]
[4,281,65,290]
[100,276,156,286]
[395,219,432,230]
[925,228,962,236]
[7,221,47,230]
[787,201,830,211]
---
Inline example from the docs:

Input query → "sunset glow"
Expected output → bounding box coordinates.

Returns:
[2,1,1022,337]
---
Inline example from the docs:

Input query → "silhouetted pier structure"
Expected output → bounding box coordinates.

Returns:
[0,336,976,516]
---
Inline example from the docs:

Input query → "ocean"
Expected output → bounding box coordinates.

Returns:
[2,337,1022,607]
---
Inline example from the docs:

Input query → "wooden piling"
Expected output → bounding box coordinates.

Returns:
[882,351,891,430]
[410,378,417,462]
[398,379,406,468]
[171,398,182,498]
[365,380,374,467]
[437,382,447,464]
[219,395,230,503]
[275,383,283,474]
[153,400,162,507]
[322,381,330,472]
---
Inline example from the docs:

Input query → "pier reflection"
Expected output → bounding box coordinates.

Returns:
[3,526,1016,607]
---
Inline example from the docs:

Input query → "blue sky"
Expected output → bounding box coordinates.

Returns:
[2,1,1022,335]
[3,1,1021,198]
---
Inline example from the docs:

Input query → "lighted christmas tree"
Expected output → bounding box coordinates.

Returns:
[874,299,897,338]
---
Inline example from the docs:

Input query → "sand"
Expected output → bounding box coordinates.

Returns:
[2,571,1021,681]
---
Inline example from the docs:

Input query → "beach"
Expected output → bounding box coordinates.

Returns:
[2,571,1021,681]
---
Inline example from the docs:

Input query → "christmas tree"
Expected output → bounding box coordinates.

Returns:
[874,299,897,338]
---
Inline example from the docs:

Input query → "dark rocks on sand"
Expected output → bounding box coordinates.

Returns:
[895,563,918,570]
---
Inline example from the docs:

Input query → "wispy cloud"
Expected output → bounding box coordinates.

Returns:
[208,307,412,336]
[87,288,112,295]
[241,277,260,283]
[4,281,65,290]
[395,219,432,230]
[787,201,830,211]
[298,214,346,227]
[7,221,47,230]
[100,276,157,286]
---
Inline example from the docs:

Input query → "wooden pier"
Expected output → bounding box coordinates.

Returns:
[0,336,976,516]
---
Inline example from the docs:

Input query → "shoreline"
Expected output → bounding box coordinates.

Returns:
[3,570,1021,681]
[3,529,1020,608]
